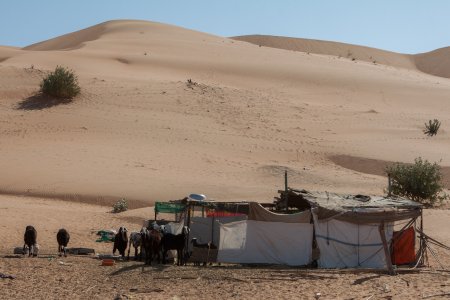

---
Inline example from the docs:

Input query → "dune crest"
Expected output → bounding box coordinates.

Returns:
[414,46,450,78]
[233,35,450,78]
[22,22,108,51]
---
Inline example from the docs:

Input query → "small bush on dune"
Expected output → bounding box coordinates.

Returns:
[386,157,447,207]
[113,198,128,213]
[424,119,441,137]
[40,65,80,98]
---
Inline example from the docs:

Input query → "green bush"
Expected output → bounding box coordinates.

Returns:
[424,119,441,136]
[112,198,128,213]
[40,66,80,98]
[386,157,446,207]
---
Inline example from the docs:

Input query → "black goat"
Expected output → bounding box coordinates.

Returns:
[56,228,70,257]
[113,227,128,258]
[161,226,189,266]
[191,238,217,249]
[23,225,37,257]
[191,237,218,266]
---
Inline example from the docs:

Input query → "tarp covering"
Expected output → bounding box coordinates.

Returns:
[189,216,247,249]
[155,202,185,214]
[218,220,313,266]
[391,227,416,265]
[164,221,184,235]
[315,207,421,224]
[248,202,311,223]
[285,189,422,224]
[313,213,393,268]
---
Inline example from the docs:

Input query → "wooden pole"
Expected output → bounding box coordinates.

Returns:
[379,221,395,275]
[285,170,288,212]
[387,173,392,197]
[211,215,215,244]
[420,208,427,266]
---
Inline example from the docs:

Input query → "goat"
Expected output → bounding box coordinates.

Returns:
[191,237,218,266]
[113,226,128,258]
[56,228,70,257]
[141,228,162,265]
[161,226,189,266]
[23,225,37,257]
[127,231,142,261]
[191,238,217,249]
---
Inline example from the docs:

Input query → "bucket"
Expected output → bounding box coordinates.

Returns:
[101,259,115,266]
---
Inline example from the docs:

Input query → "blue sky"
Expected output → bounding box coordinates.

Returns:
[2,0,449,54]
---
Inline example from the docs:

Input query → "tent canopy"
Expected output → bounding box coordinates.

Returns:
[278,188,422,224]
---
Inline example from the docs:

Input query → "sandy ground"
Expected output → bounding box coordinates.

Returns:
[1,19,450,299]
[0,195,449,300]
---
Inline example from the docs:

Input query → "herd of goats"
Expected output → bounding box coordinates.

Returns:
[22,223,217,266]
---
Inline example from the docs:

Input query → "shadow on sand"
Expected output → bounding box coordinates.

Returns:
[110,263,169,276]
[17,93,72,110]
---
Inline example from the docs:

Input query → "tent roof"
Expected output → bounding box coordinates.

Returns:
[283,188,422,224]
[291,189,422,211]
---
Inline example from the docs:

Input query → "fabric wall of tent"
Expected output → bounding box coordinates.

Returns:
[189,215,247,250]
[217,203,313,266]
[313,216,394,268]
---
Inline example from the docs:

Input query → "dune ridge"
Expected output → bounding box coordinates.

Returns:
[232,34,450,78]
[22,21,109,51]
[414,46,450,78]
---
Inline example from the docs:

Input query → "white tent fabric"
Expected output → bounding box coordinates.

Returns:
[313,214,393,268]
[218,220,313,266]
[189,216,247,251]
[164,221,184,235]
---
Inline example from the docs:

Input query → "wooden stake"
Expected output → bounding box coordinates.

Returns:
[379,221,395,275]
[284,170,288,212]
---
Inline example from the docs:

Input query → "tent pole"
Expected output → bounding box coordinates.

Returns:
[379,221,395,275]
[420,208,427,266]
[211,215,215,244]
[387,173,392,196]
[285,170,288,212]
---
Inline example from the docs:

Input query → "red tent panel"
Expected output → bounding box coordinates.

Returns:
[391,226,416,265]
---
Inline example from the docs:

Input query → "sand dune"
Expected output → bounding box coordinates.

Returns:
[233,35,450,79]
[0,20,450,203]
[232,35,417,70]
[415,46,450,78]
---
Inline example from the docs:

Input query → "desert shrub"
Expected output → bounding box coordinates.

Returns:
[423,119,441,136]
[40,65,80,98]
[112,198,128,213]
[186,78,198,88]
[386,157,447,207]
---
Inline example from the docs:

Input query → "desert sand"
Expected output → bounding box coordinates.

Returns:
[1,20,450,299]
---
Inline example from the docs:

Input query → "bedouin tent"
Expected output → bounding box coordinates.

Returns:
[278,189,422,272]
[217,202,313,266]
[154,190,424,271]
